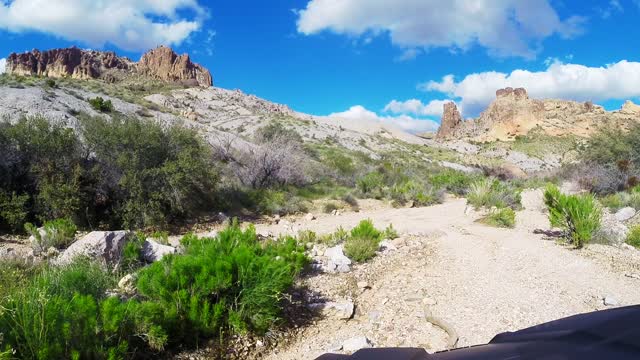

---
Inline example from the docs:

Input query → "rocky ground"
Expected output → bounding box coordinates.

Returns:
[244,190,640,359]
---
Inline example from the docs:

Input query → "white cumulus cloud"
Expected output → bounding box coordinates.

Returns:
[383,99,451,117]
[0,58,6,74]
[422,60,640,116]
[0,0,207,51]
[296,0,584,58]
[328,105,439,133]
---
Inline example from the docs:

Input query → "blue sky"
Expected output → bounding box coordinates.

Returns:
[1,0,640,132]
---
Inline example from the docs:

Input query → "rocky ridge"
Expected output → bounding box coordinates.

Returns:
[436,87,640,142]
[6,46,212,87]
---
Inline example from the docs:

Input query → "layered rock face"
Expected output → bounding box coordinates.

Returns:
[6,47,133,80]
[6,46,212,87]
[436,102,463,139]
[137,46,212,87]
[437,87,640,142]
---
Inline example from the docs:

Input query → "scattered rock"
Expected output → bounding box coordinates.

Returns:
[323,245,352,273]
[304,213,316,221]
[390,238,406,249]
[56,231,130,265]
[309,300,355,320]
[342,336,372,353]
[142,239,177,262]
[603,296,619,306]
[595,213,629,246]
[615,207,636,222]
[357,281,369,289]
[378,240,397,252]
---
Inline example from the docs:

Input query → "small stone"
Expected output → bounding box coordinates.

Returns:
[378,240,397,252]
[615,207,636,222]
[391,237,406,249]
[357,281,369,289]
[342,336,372,353]
[304,213,316,221]
[604,296,619,306]
[256,340,264,347]
[327,342,343,352]
[368,311,382,323]
[308,300,355,320]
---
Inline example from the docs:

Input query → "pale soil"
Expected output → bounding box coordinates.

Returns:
[250,190,640,360]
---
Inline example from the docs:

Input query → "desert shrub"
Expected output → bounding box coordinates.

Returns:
[246,189,308,215]
[0,192,29,233]
[390,180,444,207]
[344,219,382,263]
[341,193,359,210]
[135,222,308,346]
[24,218,77,251]
[599,192,629,211]
[429,169,479,195]
[382,223,399,239]
[44,78,56,88]
[323,202,340,214]
[297,230,317,243]
[466,178,521,210]
[544,185,602,248]
[626,225,640,249]
[570,162,630,194]
[479,208,516,228]
[81,115,218,229]
[629,192,640,210]
[357,172,384,196]
[87,97,114,112]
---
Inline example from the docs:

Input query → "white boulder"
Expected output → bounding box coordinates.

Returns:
[56,231,130,265]
[615,207,636,222]
[142,239,176,262]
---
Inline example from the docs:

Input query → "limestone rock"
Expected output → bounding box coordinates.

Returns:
[56,231,130,265]
[323,245,352,273]
[142,239,177,262]
[342,336,372,353]
[595,212,629,246]
[309,300,355,320]
[615,207,636,222]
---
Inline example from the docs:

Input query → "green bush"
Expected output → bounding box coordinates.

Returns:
[599,192,628,211]
[626,225,640,249]
[135,221,308,346]
[344,219,382,263]
[544,185,602,248]
[0,192,29,233]
[466,178,521,210]
[88,97,114,112]
[479,208,516,228]
[357,172,384,196]
[24,218,77,250]
[429,170,479,195]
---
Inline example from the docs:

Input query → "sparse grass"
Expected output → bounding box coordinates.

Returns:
[512,131,577,159]
[626,225,640,249]
[479,208,516,228]
[466,178,521,210]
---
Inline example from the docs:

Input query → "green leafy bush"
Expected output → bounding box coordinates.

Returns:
[0,192,29,233]
[135,221,308,346]
[390,180,444,207]
[344,219,382,263]
[357,172,384,196]
[466,178,521,210]
[544,185,602,248]
[87,97,114,112]
[24,218,77,250]
[429,170,479,195]
[626,225,640,249]
[479,208,516,228]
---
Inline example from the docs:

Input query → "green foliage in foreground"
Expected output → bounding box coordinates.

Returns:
[544,185,602,248]
[0,222,308,359]
[626,225,640,249]
[344,219,383,263]
[87,96,114,112]
[479,208,516,228]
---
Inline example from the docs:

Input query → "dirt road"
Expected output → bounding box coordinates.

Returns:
[257,190,640,359]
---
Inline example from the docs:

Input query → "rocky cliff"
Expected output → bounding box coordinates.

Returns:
[6,46,212,87]
[436,87,640,141]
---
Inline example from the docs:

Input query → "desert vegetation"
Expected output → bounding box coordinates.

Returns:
[544,185,602,248]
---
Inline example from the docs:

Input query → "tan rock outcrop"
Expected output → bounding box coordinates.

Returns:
[439,87,640,142]
[436,102,463,139]
[137,46,212,87]
[6,46,212,87]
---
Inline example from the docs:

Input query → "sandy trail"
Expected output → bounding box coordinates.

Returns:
[241,191,640,359]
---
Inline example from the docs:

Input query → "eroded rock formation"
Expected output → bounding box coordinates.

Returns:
[436,102,463,139]
[436,87,640,142]
[6,46,212,87]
